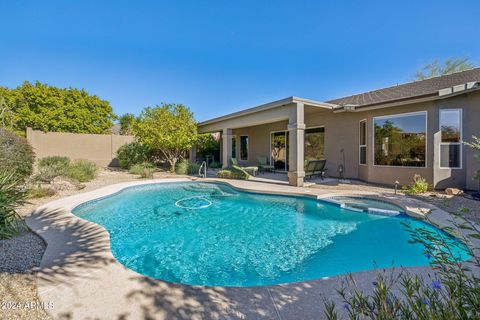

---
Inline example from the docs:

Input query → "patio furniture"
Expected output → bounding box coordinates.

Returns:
[257,156,275,174]
[231,158,259,176]
[305,159,326,180]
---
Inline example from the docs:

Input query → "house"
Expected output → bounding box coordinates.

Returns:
[197,69,480,189]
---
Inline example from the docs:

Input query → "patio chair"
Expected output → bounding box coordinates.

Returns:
[257,156,275,174]
[231,158,259,176]
[305,159,326,180]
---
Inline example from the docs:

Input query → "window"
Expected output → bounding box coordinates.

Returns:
[231,136,236,159]
[271,131,289,171]
[359,120,367,165]
[439,109,462,169]
[240,136,248,160]
[374,112,427,167]
[304,127,325,161]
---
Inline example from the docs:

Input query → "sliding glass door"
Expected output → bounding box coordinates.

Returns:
[271,131,289,171]
[270,127,325,171]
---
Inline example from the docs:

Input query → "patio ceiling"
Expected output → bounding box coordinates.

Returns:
[198,96,336,133]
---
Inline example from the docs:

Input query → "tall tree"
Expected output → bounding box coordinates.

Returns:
[415,58,475,80]
[119,113,136,135]
[133,103,197,171]
[0,81,117,134]
[0,96,14,129]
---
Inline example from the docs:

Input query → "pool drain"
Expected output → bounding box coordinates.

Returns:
[175,196,212,210]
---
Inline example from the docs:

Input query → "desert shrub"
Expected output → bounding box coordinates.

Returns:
[403,174,429,195]
[129,162,156,179]
[26,187,56,199]
[216,166,249,180]
[117,142,152,169]
[0,171,25,239]
[67,160,97,182]
[35,156,71,182]
[175,159,201,175]
[209,161,222,168]
[322,213,480,320]
[0,128,35,182]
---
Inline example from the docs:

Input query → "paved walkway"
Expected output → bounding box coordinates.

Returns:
[26,178,479,320]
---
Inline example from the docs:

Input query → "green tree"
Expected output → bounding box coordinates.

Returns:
[133,104,197,171]
[0,81,117,134]
[415,58,476,80]
[0,96,14,129]
[196,133,219,158]
[119,113,136,135]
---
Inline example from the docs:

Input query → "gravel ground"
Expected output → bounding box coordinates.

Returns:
[0,168,182,320]
[1,171,478,320]
[412,192,480,224]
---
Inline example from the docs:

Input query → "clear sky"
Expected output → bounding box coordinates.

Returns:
[1,0,479,122]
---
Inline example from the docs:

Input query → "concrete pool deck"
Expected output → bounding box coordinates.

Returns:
[26,178,480,320]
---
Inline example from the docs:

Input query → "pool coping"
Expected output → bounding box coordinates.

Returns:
[26,177,480,320]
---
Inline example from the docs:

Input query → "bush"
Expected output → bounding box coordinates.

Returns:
[67,160,98,182]
[209,161,222,168]
[35,156,71,182]
[117,142,152,169]
[0,128,35,182]
[175,159,201,175]
[0,171,25,239]
[129,162,156,179]
[216,166,249,180]
[403,174,429,195]
[26,187,56,199]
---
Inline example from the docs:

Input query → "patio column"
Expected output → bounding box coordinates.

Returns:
[222,128,233,168]
[288,102,305,187]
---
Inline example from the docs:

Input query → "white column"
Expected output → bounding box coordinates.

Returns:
[222,128,233,168]
[288,103,305,187]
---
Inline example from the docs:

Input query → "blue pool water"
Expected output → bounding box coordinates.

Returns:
[72,182,470,287]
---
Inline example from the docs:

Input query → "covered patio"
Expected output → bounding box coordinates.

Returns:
[197,97,336,187]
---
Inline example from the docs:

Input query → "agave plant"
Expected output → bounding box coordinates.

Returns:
[0,171,25,239]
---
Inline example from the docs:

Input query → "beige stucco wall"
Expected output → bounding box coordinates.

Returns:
[465,92,480,190]
[230,121,289,167]
[307,95,479,189]
[26,128,135,167]
[305,103,434,186]
[200,91,480,189]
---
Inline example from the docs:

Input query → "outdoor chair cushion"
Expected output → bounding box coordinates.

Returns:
[305,159,326,179]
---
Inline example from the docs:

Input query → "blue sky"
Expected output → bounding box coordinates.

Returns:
[1,1,479,122]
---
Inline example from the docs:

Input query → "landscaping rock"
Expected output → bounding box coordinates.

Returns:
[51,176,83,191]
[445,188,463,196]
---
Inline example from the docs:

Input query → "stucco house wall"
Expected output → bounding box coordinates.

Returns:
[213,90,479,189]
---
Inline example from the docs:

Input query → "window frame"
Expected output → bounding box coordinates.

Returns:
[439,108,462,169]
[239,135,249,161]
[372,111,428,168]
[304,125,325,161]
[359,119,367,166]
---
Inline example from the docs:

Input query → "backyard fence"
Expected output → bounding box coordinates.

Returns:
[26,127,134,167]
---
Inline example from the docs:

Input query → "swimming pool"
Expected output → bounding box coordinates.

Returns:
[72,182,470,287]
